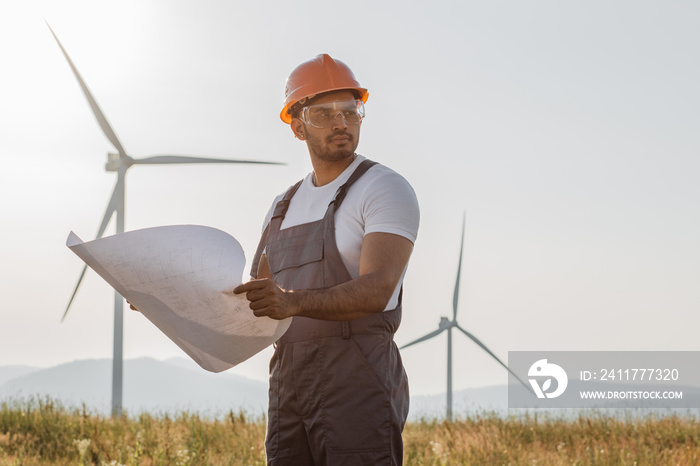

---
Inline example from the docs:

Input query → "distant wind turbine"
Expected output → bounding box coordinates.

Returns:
[47,23,284,417]
[401,212,528,420]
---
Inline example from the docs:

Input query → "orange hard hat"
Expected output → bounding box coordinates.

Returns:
[280,54,369,124]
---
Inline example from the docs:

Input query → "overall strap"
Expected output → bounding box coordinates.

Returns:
[270,179,304,230]
[326,159,378,216]
[249,179,303,279]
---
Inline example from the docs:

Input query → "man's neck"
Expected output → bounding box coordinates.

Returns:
[310,153,357,186]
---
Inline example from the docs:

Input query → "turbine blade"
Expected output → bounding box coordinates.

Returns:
[62,178,121,322]
[455,324,529,390]
[132,155,285,165]
[453,211,466,320]
[61,264,88,322]
[95,178,121,240]
[399,327,446,350]
[46,22,127,157]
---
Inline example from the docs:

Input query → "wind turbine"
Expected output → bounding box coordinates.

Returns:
[401,212,528,420]
[48,24,284,417]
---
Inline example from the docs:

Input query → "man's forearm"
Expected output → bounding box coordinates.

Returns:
[287,272,395,321]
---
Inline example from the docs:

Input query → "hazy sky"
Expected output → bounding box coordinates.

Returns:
[1,0,698,397]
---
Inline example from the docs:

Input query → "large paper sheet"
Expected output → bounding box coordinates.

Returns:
[66,225,290,373]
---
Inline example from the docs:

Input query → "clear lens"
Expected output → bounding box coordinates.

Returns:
[300,99,365,128]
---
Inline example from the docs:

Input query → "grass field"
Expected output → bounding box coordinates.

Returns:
[1,398,698,465]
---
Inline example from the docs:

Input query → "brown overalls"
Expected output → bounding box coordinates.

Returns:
[250,160,409,465]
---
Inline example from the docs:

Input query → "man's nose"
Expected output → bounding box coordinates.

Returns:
[331,111,348,129]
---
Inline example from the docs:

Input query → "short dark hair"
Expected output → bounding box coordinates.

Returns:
[289,102,305,120]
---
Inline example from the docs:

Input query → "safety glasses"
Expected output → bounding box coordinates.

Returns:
[299,99,365,129]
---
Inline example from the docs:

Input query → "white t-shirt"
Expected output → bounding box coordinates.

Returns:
[262,154,420,311]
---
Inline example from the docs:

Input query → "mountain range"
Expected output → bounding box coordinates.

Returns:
[0,358,268,418]
[3,359,697,421]
[0,357,509,420]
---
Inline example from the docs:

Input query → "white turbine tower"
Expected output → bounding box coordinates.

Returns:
[48,24,284,417]
[401,212,528,420]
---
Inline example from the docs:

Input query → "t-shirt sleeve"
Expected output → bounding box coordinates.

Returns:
[260,191,287,233]
[362,171,420,243]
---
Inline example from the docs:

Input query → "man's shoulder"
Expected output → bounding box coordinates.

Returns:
[271,173,311,203]
[359,160,416,195]
[354,159,420,242]
[365,159,403,178]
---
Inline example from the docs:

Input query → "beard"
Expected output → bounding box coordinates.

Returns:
[305,129,359,163]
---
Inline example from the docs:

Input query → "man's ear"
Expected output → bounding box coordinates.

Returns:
[290,118,306,140]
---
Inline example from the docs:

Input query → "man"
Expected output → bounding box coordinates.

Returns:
[234,54,419,465]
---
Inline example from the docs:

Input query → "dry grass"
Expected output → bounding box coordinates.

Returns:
[1,398,698,465]
[0,398,266,465]
[403,412,700,465]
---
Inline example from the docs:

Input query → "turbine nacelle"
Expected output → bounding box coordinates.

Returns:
[106,152,133,171]
[439,316,453,330]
